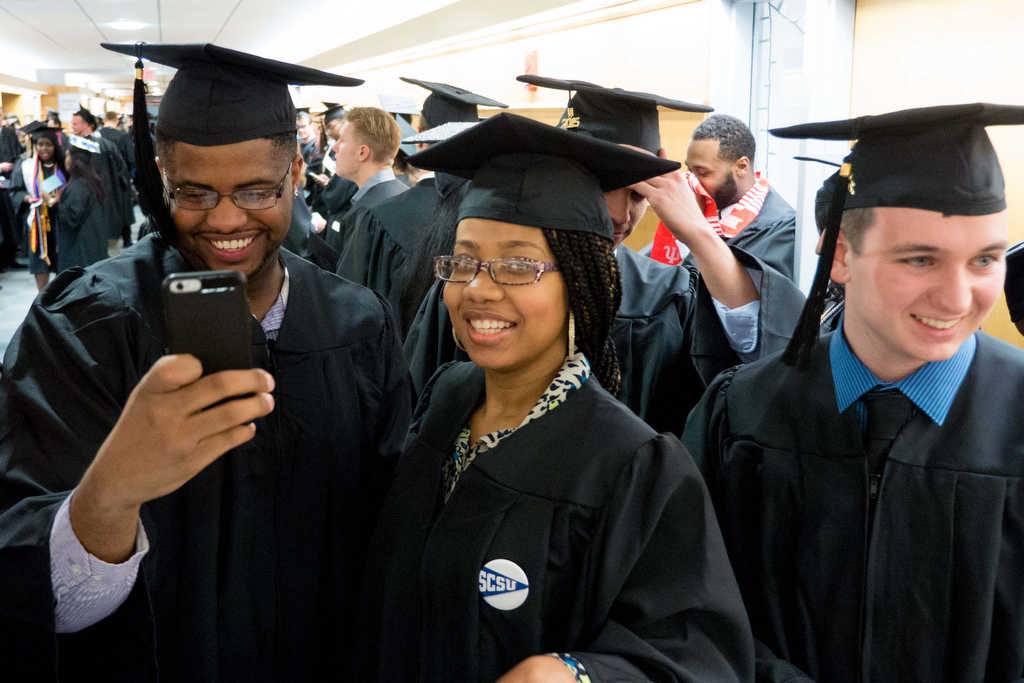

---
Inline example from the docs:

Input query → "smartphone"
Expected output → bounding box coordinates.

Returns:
[162,271,252,375]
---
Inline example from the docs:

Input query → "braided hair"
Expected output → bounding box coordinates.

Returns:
[541,228,622,396]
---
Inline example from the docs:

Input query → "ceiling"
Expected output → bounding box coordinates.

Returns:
[0,0,462,95]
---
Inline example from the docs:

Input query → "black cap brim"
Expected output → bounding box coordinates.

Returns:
[1007,241,1024,322]
[407,113,679,192]
[771,102,1024,140]
[400,77,507,108]
[102,42,363,87]
[516,74,712,113]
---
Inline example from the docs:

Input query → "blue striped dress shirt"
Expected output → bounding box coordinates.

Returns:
[829,325,976,428]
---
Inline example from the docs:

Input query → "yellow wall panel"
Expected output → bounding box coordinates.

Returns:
[852,0,1024,347]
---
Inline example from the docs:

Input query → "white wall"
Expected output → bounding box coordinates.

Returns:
[746,0,856,290]
[300,1,714,113]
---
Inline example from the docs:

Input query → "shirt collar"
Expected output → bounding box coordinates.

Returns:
[258,265,289,341]
[352,167,396,203]
[829,321,976,426]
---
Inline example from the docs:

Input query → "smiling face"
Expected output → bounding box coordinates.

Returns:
[159,138,300,285]
[443,219,569,382]
[35,137,54,162]
[833,206,1008,381]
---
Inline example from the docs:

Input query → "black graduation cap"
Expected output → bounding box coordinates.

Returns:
[74,107,98,129]
[793,155,843,234]
[100,42,363,242]
[400,77,507,128]
[1007,241,1024,323]
[322,102,346,125]
[771,102,1024,366]
[19,121,46,135]
[516,74,712,154]
[102,43,362,146]
[407,113,679,240]
[20,121,59,146]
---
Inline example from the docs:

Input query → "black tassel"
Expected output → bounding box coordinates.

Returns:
[782,167,851,368]
[131,44,175,242]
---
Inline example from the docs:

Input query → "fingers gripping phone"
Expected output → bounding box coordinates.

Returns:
[162,271,253,375]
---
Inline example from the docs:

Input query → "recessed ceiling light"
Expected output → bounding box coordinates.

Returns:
[108,19,148,31]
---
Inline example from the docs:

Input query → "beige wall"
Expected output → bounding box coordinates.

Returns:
[307,1,712,114]
[852,0,1024,348]
[311,1,717,252]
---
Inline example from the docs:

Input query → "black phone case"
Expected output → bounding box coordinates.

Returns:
[162,271,252,375]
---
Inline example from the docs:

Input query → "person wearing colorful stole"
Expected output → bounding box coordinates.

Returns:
[7,122,65,290]
[685,103,1024,682]
[647,113,797,279]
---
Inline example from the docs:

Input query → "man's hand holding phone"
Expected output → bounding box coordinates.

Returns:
[69,353,274,564]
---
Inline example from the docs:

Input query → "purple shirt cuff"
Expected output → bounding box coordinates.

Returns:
[49,492,149,633]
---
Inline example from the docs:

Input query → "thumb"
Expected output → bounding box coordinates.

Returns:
[657,147,669,160]
[141,354,204,394]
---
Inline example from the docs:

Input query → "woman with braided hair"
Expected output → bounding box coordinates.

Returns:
[355,113,752,683]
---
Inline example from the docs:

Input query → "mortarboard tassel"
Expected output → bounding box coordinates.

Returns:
[131,43,176,242]
[782,163,851,368]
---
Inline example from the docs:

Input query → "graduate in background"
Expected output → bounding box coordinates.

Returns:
[404,77,805,434]
[335,121,475,336]
[644,113,797,279]
[54,135,109,270]
[305,101,355,231]
[685,103,1024,682]
[336,80,508,334]
[7,122,64,290]
[1007,240,1023,336]
[0,43,410,681]
[357,112,753,683]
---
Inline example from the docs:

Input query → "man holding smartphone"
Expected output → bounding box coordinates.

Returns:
[0,44,412,681]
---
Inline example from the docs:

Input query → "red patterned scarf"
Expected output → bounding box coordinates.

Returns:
[649,171,771,265]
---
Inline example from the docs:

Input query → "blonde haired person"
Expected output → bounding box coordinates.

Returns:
[325,106,407,253]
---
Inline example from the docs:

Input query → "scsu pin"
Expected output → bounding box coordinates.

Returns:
[478,559,529,610]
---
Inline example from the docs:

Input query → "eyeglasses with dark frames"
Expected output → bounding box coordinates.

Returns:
[165,165,292,211]
[434,254,559,286]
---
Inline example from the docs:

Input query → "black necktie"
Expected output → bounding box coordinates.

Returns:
[862,390,916,474]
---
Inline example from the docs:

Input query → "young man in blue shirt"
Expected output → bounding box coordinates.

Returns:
[684,103,1024,683]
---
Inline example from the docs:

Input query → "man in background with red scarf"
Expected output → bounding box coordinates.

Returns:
[647,114,797,279]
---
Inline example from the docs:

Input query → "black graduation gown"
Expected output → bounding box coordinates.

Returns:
[8,159,60,272]
[283,193,341,271]
[309,173,357,262]
[357,361,754,682]
[324,178,407,256]
[54,178,107,271]
[93,135,133,240]
[98,127,135,176]
[0,235,412,682]
[683,332,1024,683]
[0,125,22,164]
[0,176,18,261]
[335,175,465,336]
[681,187,797,280]
[403,246,805,434]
